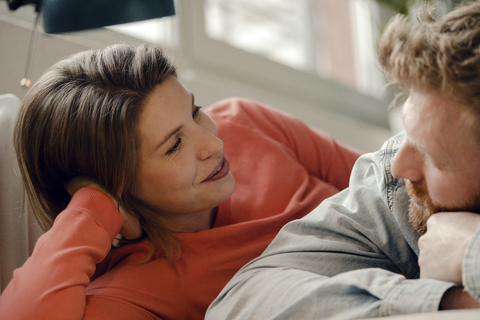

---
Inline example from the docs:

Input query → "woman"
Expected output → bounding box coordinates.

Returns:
[0,44,360,319]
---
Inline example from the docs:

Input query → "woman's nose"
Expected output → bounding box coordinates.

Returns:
[197,129,224,160]
[391,142,424,183]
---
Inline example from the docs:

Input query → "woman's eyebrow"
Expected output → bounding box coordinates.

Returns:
[154,125,182,153]
[152,93,195,154]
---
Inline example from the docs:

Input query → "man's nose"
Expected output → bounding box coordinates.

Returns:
[391,142,424,183]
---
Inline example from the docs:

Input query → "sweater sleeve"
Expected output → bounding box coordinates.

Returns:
[207,98,361,191]
[0,187,124,320]
[286,122,361,190]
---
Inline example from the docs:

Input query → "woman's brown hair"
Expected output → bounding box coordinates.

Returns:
[14,43,179,258]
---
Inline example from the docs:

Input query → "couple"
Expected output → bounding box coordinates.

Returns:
[2,1,480,319]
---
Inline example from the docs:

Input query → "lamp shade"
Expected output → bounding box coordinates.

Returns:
[42,0,175,34]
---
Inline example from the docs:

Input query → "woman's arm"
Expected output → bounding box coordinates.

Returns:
[0,188,124,320]
[65,176,142,240]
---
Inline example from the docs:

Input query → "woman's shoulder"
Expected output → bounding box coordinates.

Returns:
[205,97,298,133]
[205,97,263,120]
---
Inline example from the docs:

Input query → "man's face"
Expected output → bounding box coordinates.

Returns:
[391,88,480,235]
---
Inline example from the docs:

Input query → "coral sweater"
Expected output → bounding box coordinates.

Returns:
[0,98,360,319]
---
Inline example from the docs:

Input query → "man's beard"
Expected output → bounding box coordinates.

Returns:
[406,181,438,235]
[406,180,480,235]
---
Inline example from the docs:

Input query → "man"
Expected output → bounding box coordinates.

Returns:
[205,1,480,318]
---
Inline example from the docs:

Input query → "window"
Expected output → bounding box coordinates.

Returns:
[205,0,315,72]
[36,0,392,128]
[204,0,385,97]
[0,0,396,151]
[107,16,177,47]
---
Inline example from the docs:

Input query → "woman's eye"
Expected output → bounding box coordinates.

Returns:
[166,138,182,155]
[192,106,202,119]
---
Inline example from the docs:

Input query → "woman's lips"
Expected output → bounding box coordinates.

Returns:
[202,156,230,182]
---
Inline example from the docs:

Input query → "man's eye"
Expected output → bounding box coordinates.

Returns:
[192,106,202,119]
[166,138,182,155]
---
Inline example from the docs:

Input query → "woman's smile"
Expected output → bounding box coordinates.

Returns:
[202,156,230,183]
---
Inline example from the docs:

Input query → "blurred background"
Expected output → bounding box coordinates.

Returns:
[0,0,468,152]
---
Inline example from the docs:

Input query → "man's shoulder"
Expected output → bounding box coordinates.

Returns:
[357,131,405,176]
[353,131,406,213]
[381,131,405,174]
[380,133,409,220]
[380,131,405,158]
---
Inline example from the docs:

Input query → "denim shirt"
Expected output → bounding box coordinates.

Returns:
[207,132,480,319]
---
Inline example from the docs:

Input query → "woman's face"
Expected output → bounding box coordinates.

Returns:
[133,76,235,228]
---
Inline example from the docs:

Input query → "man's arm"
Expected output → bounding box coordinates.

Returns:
[206,138,456,319]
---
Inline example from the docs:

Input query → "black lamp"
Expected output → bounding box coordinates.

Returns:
[6,0,175,87]
[6,0,176,34]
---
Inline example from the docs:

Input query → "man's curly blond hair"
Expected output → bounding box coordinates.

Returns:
[378,1,480,142]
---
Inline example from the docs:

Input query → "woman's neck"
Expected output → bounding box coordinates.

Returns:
[170,207,218,233]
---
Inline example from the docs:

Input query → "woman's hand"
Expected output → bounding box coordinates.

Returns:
[65,176,143,240]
